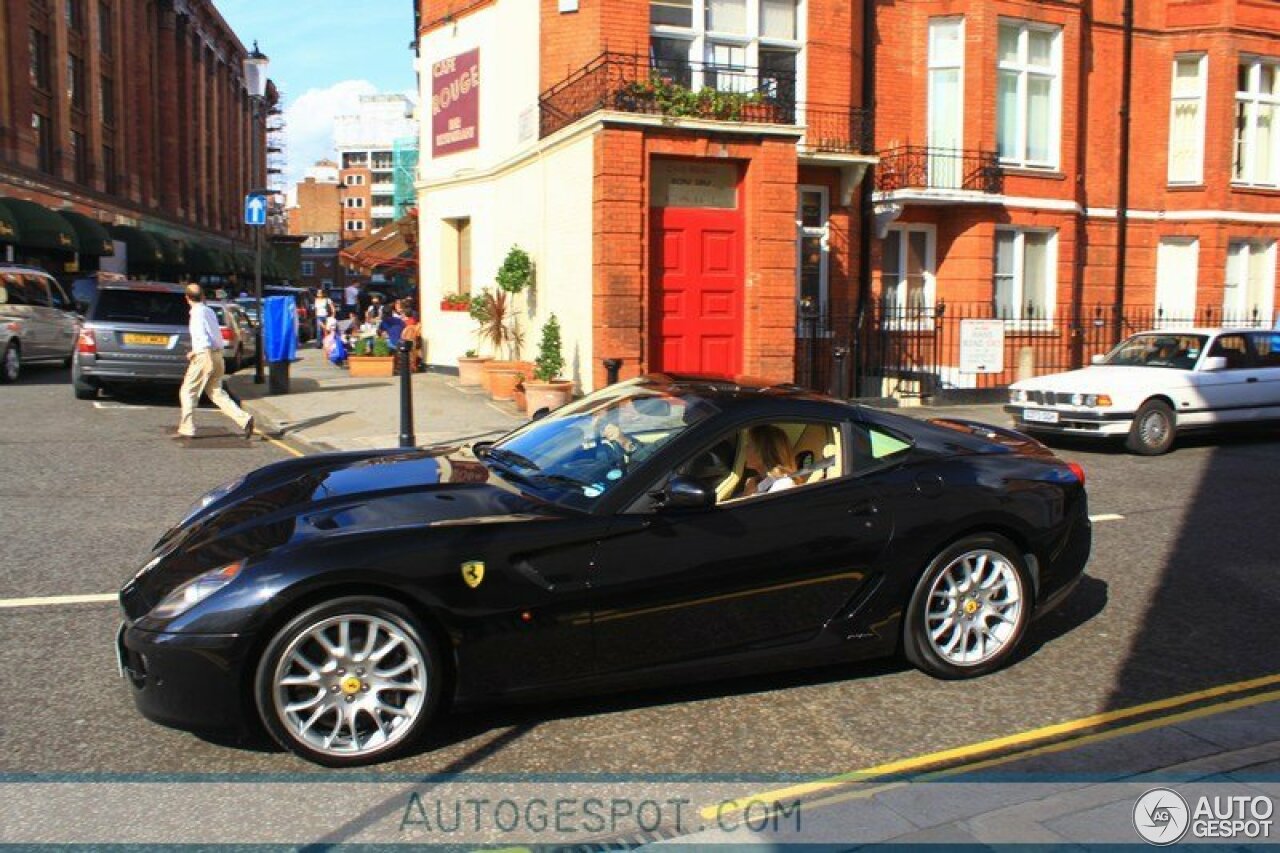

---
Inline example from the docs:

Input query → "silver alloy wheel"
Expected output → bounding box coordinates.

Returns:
[924,548,1024,667]
[271,614,427,758]
[1139,410,1169,447]
[3,345,18,382]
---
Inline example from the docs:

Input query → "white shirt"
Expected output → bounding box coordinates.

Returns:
[315,296,332,318]
[343,285,359,306]
[189,302,223,354]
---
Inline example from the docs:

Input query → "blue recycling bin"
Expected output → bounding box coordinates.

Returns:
[262,295,298,395]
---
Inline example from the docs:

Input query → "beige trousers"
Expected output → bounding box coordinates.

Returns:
[178,350,250,436]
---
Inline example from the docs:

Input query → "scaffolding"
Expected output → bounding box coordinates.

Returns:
[392,135,419,220]
[266,89,289,234]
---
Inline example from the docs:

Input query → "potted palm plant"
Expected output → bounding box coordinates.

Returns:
[347,335,396,378]
[523,314,574,413]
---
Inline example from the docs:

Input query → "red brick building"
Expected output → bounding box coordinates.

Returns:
[0,0,269,282]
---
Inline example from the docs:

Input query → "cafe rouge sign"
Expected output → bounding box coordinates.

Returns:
[432,48,480,157]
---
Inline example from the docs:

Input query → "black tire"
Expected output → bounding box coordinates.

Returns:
[72,378,97,400]
[254,596,442,767]
[1,342,19,383]
[1125,399,1176,455]
[903,533,1034,680]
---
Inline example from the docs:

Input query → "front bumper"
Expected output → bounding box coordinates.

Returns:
[1004,405,1134,437]
[117,620,254,734]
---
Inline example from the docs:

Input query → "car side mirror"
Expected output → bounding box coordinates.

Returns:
[1090,354,1106,365]
[660,476,715,510]
[530,406,551,422]
[1200,355,1228,372]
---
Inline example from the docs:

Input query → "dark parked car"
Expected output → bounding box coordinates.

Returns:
[116,375,1091,765]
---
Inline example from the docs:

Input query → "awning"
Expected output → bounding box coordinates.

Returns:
[0,198,79,253]
[339,219,416,274]
[236,250,255,276]
[110,225,165,272]
[57,210,115,256]
[183,241,220,276]
[0,200,19,245]
[148,233,186,269]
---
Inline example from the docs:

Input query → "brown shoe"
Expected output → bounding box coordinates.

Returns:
[243,416,255,440]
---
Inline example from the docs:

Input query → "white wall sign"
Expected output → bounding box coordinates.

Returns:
[650,160,739,209]
[959,319,1005,374]
[558,0,579,10]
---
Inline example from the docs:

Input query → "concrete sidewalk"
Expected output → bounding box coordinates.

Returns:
[226,348,526,453]
[227,349,1014,454]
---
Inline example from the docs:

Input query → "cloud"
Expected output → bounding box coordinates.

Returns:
[280,79,380,187]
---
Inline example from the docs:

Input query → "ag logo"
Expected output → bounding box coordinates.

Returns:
[1134,788,1189,845]
[461,560,485,588]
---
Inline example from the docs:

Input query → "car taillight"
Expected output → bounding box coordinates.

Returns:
[77,329,96,354]
[220,327,233,343]
[1066,462,1086,486]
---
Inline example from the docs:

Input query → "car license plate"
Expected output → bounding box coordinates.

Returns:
[115,621,128,678]
[1023,409,1060,424]
[123,333,169,346]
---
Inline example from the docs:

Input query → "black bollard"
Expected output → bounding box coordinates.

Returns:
[603,358,622,386]
[398,339,415,449]
[832,346,849,399]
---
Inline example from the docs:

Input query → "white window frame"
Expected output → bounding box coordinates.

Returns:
[1223,239,1277,322]
[1168,53,1207,185]
[928,17,966,188]
[795,184,829,336]
[1233,57,1280,188]
[993,226,1058,327]
[345,220,365,232]
[345,197,365,209]
[996,19,1063,170]
[1154,237,1200,321]
[881,224,937,328]
[649,0,805,103]
[300,260,315,277]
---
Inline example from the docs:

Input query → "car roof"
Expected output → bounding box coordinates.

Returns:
[97,280,186,293]
[628,373,846,408]
[1130,327,1270,336]
[0,264,55,277]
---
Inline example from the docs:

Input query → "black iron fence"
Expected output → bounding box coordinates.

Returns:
[795,301,1277,399]
[799,104,874,155]
[875,146,1003,194]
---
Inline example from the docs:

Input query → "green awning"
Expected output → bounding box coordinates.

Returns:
[235,250,255,276]
[0,198,78,253]
[148,233,186,269]
[110,225,165,273]
[183,241,219,276]
[0,200,19,245]
[209,249,235,276]
[57,210,115,256]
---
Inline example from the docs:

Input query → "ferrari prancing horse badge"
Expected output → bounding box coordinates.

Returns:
[461,560,485,588]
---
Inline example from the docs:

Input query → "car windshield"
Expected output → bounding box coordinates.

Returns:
[91,289,188,325]
[1103,333,1207,370]
[481,381,719,510]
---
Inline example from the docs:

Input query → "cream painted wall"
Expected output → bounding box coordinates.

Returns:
[416,2,598,391]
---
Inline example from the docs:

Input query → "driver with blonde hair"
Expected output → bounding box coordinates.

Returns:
[743,424,797,495]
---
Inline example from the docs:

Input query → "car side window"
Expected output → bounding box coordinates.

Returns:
[1249,333,1280,368]
[1208,334,1254,369]
[23,275,51,308]
[48,280,71,311]
[2,273,29,306]
[679,421,844,506]
[849,423,913,474]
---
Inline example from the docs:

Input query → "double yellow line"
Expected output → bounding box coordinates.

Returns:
[707,671,1280,821]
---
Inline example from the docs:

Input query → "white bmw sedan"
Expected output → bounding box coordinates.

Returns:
[1006,328,1280,455]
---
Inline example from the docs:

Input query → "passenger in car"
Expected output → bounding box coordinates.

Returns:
[742,425,798,495]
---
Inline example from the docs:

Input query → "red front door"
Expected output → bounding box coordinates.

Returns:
[651,207,745,376]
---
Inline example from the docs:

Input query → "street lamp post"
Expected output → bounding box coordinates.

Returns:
[243,42,270,385]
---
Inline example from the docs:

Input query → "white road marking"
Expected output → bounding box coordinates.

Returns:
[1089,513,1125,523]
[93,402,159,411]
[0,593,117,609]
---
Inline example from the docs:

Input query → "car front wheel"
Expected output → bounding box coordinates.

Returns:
[1125,399,1176,455]
[1,342,20,383]
[903,534,1033,679]
[255,596,441,767]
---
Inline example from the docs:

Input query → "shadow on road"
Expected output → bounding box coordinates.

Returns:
[11,364,72,386]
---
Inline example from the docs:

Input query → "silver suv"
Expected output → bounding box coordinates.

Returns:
[72,281,192,400]
[0,265,81,383]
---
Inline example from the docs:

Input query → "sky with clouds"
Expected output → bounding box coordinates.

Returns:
[214,1,418,187]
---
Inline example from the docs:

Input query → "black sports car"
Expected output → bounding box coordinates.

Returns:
[117,375,1091,766]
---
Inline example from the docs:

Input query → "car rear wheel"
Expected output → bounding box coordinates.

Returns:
[1125,399,1175,455]
[255,596,441,767]
[1,342,20,383]
[903,534,1033,679]
[72,367,97,400]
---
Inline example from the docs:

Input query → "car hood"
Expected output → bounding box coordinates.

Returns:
[122,446,552,619]
[1012,365,1188,393]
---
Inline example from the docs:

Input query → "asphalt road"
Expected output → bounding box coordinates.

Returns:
[3,366,1279,779]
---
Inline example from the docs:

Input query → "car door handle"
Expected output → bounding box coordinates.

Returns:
[1247,377,1259,383]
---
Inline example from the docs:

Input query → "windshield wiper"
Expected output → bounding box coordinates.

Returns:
[485,447,541,471]
[533,473,591,490]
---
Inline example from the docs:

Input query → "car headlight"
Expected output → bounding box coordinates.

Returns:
[150,562,243,620]
[1081,394,1113,407]
[181,475,245,522]
[1010,389,1028,403]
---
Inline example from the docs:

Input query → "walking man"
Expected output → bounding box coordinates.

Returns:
[314,289,334,348]
[343,280,359,315]
[178,284,254,439]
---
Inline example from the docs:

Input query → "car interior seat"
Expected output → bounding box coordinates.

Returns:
[792,424,842,483]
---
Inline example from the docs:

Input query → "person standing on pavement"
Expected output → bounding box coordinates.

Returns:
[314,290,335,348]
[343,280,359,316]
[178,284,254,440]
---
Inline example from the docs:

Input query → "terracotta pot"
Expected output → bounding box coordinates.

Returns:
[488,368,523,401]
[480,360,518,394]
[512,387,527,411]
[524,380,575,414]
[457,356,492,386]
[347,356,396,378]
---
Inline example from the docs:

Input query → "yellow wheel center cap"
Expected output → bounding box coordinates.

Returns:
[962,598,980,615]
[340,675,362,695]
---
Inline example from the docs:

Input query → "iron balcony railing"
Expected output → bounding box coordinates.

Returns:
[538,52,874,157]
[875,146,1003,194]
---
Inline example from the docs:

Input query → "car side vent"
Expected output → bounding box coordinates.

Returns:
[309,514,341,531]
